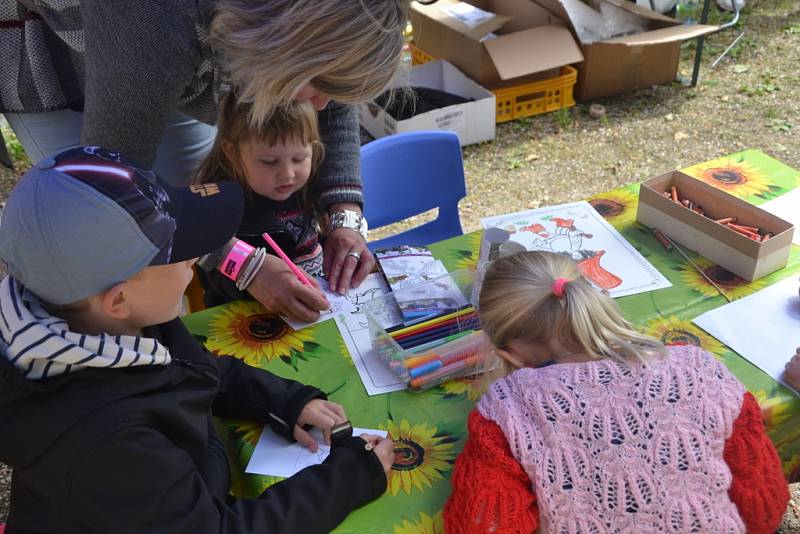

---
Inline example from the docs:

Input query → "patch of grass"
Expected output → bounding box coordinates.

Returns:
[509,117,532,133]
[769,118,793,133]
[784,23,800,35]
[739,75,780,96]
[552,108,572,131]
[0,120,30,166]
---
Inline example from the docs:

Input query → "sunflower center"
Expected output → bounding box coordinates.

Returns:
[703,265,745,288]
[589,199,625,218]
[660,329,702,347]
[392,439,426,471]
[705,167,746,185]
[238,314,288,342]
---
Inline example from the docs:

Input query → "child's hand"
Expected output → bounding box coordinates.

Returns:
[293,399,347,452]
[784,348,800,391]
[360,434,395,475]
[247,255,330,322]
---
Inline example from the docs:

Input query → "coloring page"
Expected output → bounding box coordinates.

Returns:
[481,201,671,298]
[246,426,389,478]
[282,277,357,331]
[335,273,407,395]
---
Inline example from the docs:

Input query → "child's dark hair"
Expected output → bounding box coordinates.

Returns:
[195,95,325,212]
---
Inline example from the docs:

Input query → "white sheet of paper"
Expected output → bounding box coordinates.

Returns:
[693,275,800,395]
[481,201,672,298]
[282,278,357,331]
[759,189,800,246]
[246,426,388,478]
[334,272,406,396]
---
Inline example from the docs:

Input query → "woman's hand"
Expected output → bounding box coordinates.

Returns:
[247,255,329,322]
[293,399,348,452]
[324,227,375,294]
[784,348,800,391]
[359,434,395,475]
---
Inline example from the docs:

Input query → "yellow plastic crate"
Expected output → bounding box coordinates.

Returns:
[409,42,577,124]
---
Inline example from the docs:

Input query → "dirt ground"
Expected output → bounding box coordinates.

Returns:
[1,0,799,529]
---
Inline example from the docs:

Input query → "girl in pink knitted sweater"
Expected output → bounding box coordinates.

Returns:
[445,251,788,534]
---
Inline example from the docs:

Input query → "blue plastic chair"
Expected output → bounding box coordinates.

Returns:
[361,131,467,250]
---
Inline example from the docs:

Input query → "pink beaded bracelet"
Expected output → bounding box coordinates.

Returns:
[219,239,255,282]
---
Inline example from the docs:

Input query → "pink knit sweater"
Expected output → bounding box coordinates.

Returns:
[477,345,747,533]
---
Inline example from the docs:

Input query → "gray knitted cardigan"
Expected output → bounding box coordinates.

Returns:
[0,0,363,209]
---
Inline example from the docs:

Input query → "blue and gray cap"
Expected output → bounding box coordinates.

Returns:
[0,146,244,305]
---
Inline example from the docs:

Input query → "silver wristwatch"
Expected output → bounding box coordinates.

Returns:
[329,209,368,240]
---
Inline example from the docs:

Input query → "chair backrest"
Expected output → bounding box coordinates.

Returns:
[361,131,467,250]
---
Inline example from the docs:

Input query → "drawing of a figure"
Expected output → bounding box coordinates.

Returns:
[521,217,622,290]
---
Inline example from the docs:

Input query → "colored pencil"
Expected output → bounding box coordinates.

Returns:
[406,331,474,354]
[391,312,477,341]
[262,232,314,288]
[397,320,481,349]
[387,306,476,337]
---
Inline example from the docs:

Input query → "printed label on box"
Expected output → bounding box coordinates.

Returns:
[441,2,495,28]
[433,108,465,131]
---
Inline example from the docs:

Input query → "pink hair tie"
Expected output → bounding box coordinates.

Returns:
[552,278,569,298]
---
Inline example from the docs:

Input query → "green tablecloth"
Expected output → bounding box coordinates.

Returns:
[182,149,800,534]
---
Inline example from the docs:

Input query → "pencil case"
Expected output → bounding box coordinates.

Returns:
[363,270,494,390]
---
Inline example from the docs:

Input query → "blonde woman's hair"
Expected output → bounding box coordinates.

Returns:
[210,0,409,128]
[479,251,666,364]
[195,95,324,212]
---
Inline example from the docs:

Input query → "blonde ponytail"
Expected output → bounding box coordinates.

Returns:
[479,251,666,364]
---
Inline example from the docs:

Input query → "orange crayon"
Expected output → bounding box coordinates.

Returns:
[715,217,736,224]
[670,186,679,203]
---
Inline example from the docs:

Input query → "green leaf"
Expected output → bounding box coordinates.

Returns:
[733,64,750,73]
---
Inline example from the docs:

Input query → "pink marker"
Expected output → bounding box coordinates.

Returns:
[262,232,314,288]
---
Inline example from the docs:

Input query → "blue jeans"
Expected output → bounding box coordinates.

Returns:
[3,109,216,186]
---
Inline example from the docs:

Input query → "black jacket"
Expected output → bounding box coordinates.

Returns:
[199,193,319,308]
[0,318,386,533]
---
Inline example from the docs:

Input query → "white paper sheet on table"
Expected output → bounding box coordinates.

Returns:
[481,201,672,298]
[246,426,388,478]
[759,188,800,246]
[282,278,357,331]
[334,272,407,396]
[693,275,800,395]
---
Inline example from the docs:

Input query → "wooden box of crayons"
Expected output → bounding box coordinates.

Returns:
[637,170,794,281]
[362,270,494,391]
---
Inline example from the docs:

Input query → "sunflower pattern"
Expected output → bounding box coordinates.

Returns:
[588,185,639,227]
[785,454,800,483]
[644,316,726,357]
[682,156,777,200]
[752,390,793,430]
[673,257,768,300]
[440,231,482,272]
[393,511,444,534]
[438,373,485,402]
[205,300,322,369]
[228,420,263,447]
[384,419,459,496]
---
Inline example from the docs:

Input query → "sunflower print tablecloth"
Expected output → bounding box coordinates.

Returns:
[183,149,800,533]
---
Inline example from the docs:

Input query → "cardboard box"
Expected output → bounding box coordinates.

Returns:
[358,60,496,146]
[636,171,794,281]
[532,0,718,100]
[410,0,584,89]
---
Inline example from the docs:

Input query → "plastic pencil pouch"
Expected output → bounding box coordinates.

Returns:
[364,270,494,390]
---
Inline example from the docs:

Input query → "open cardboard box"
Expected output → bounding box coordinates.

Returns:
[358,60,496,146]
[636,171,794,281]
[410,0,584,89]
[532,0,719,100]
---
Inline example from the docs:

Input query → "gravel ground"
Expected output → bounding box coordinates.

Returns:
[1,0,798,528]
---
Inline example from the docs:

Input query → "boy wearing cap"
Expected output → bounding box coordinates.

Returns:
[0,147,393,533]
